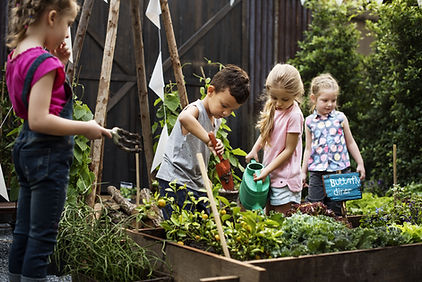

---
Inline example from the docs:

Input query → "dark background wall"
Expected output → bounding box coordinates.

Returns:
[1,0,310,190]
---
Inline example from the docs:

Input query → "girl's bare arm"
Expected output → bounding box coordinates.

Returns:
[27,70,112,140]
[343,116,365,179]
[301,126,312,185]
[246,135,263,163]
[254,132,300,181]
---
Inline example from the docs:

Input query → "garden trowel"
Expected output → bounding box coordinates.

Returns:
[208,132,234,191]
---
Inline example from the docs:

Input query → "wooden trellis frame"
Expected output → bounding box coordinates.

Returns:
[69,0,188,207]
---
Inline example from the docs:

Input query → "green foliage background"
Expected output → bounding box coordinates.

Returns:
[359,0,422,191]
[290,0,422,193]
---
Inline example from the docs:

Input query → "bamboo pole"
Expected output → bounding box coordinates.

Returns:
[393,144,397,185]
[160,0,189,108]
[66,0,95,83]
[87,0,121,207]
[197,153,231,258]
[129,0,153,186]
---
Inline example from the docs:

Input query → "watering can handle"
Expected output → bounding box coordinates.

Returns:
[255,168,263,192]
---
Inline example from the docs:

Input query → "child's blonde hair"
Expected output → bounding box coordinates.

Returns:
[257,63,304,147]
[7,0,80,49]
[309,73,339,111]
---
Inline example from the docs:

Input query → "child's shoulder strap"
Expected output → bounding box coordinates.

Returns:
[22,53,54,109]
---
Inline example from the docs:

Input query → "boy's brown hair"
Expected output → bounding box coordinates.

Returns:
[210,64,250,104]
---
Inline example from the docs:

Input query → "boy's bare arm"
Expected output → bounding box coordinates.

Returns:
[179,105,211,144]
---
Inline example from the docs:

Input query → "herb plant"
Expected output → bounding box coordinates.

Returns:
[54,202,162,280]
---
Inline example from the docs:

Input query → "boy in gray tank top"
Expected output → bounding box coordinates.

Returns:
[157,65,250,219]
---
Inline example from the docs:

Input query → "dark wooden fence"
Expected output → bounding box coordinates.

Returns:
[1,0,310,191]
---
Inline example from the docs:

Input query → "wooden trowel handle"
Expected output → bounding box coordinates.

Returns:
[208,132,224,161]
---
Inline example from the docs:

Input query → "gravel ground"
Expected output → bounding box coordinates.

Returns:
[0,224,71,282]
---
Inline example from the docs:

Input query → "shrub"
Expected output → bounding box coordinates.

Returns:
[288,0,365,129]
[360,0,422,190]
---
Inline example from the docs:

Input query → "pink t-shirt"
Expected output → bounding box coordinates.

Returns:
[263,102,304,192]
[6,47,67,120]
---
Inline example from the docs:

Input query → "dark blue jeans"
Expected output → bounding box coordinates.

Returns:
[158,179,209,220]
[9,126,73,280]
[305,169,350,216]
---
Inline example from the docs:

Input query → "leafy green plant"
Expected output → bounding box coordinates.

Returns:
[359,184,422,227]
[346,192,393,215]
[54,202,163,280]
[0,65,21,201]
[160,190,410,261]
[288,0,365,126]
[359,0,422,190]
[67,94,96,204]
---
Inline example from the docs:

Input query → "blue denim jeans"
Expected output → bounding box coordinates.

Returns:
[8,125,73,280]
[158,178,209,220]
[8,54,74,281]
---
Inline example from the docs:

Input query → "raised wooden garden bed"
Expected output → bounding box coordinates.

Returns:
[126,229,265,282]
[126,228,422,282]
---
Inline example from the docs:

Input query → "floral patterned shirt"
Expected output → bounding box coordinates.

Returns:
[305,110,350,172]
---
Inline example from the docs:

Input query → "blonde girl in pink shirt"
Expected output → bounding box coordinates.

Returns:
[246,64,304,215]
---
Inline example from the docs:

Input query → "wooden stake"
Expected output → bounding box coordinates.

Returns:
[87,0,121,207]
[196,153,230,258]
[160,0,189,108]
[129,0,154,186]
[135,146,140,231]
[66,0,95,83]
[393,144,397,185]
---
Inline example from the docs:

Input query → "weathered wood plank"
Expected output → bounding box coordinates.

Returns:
[87,0,121,207]
[126,229,265,282]
[66,0,94,83]
[130,0,153,185]
[250,243,422,282]
[160,0,188,109]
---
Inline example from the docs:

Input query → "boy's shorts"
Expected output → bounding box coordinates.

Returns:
[270,185,301,206]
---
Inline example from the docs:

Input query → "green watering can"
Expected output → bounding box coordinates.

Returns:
[239,159,270,210]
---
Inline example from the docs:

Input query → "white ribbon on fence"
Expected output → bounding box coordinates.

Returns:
[146,0,161,29]
[0,164,9,202]
[149,53,164,100]
[147,0,169,172]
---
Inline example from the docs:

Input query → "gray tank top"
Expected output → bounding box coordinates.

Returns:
[156,99,221,191]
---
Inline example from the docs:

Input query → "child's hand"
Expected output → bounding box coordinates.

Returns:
[83,120,113,140]
[301,171,308,188]
[357,164,366,180]
[51,42,71,65]
[253,167,269,182]
[245,152,259,163]
[214,138,224,155]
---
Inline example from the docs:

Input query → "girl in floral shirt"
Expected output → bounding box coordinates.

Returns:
[301,73,365,215]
